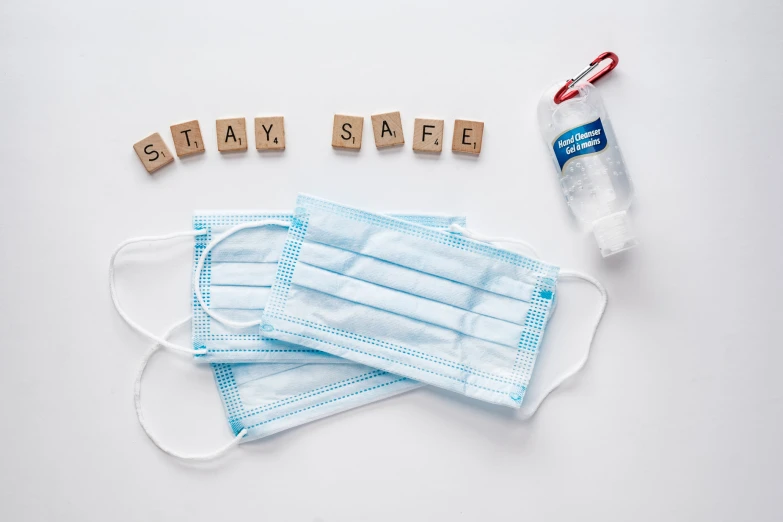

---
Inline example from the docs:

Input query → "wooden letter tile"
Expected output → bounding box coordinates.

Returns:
[255,116,285,150]
[412,118,444,153]
[452,120,484,154]
[216,118,248,152]
[371,111,404,148]
[133,133,174,174]
[332,115,364,150]
[170,120,205,157]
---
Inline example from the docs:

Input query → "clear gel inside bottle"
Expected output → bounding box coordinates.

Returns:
[537,82,638,257]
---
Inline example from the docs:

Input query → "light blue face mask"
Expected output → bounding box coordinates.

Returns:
[260,195,607,411]
[191,211,466,363]
[110,210,464,459]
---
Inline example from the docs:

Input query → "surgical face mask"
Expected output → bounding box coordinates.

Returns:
[111,210,462,459]
[191,211,466,363]
[258,195,607,411]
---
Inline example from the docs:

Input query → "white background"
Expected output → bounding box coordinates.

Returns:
[1,1,781,520]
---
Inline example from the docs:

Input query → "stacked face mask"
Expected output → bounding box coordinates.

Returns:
[114,199,604,459]
[191,211,466,440]
[259,195,562,408]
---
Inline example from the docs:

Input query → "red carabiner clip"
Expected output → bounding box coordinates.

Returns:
[553,52,619,104]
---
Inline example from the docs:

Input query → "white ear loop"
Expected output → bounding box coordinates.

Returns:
[109,229,207,355]
[193,220,290,329]
[110,220,290,352]
[448,225,608,418]
[134,316,247,460]
[519,270,607,418]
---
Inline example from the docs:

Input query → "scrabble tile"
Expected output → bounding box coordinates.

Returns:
[255,116,285,150]
[452,120,484,154]
[170,120,205,157]
[332,115,364,150]
[371,111,404,148]
[412,118,444,153]
[133,133,174,174]
[216,118,248,152]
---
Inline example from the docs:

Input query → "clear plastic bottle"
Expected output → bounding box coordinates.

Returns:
[537,82,638,257]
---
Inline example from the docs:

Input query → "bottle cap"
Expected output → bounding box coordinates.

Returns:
[592,211,638,257]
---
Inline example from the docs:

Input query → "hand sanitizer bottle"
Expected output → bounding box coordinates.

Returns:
[538,81,638,257]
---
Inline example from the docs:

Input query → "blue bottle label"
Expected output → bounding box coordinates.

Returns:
[552,118,607,170]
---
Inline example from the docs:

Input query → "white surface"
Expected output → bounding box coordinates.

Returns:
[1,0,781,520]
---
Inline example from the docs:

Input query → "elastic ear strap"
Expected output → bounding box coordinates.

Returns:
[134,317,247,460]
[520,269,608,418]
[109,229,207,355]
[193,219,290,329]
[448,224,540,259]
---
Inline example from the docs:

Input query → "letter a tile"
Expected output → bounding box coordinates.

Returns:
[216,118,248,152]
[371,111,404,148]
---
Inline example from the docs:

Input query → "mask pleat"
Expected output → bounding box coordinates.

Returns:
[210,286,270,310]
[209,225,289,263]
[211,262,278,286]
[298,240,532,324]
[232,363,382,409]
[205,339,337,362]
[291,262,525,348]
[208,308,266,322]
[303,212,537,301]
[229,362,305,385]
[284,285,523,377]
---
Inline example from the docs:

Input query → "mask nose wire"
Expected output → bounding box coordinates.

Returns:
[134,316,247,460]
[448,225,608,418]
[193,220,291,330]
[109,229,208,355]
